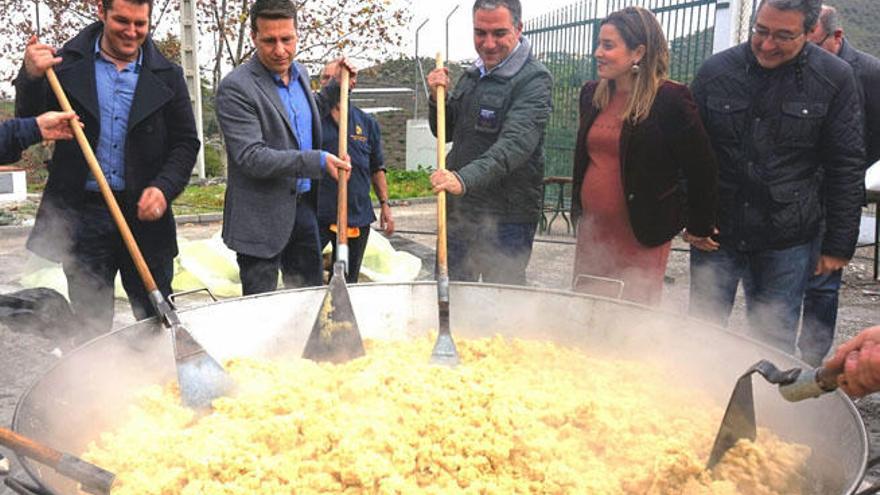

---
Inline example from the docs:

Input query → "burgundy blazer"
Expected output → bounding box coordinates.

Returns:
[571,80,718,247]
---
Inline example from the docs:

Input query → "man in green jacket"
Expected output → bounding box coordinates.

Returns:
[427,0,552,285]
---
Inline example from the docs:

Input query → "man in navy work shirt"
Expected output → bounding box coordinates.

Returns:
[216,0,350,295]
[0,111,78,164]
[15,0,199,339]
[314,61,394,283]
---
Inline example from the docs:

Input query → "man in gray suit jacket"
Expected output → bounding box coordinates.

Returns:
[216,0,350,295]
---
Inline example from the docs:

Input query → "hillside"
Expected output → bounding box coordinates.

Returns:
[834,0,880,58]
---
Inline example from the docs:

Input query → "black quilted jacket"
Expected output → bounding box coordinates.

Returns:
[839,38,880,167]
[690,42,865,259]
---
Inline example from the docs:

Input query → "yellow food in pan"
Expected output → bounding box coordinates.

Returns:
[84,336,810,494]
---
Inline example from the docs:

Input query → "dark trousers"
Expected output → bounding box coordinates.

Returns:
[447,217,537,285]
[63,202,173,339]
[688,238,818,354]
[320,225,370,284]
[237,200,323,295]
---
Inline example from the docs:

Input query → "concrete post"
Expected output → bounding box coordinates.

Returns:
[180,0,205,178]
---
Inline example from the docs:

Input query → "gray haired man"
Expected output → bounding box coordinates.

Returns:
[798,4,880,365]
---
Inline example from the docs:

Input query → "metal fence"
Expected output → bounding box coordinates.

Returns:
[524,0,721,180]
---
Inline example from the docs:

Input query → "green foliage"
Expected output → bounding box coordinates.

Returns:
[358,57,469,88]
[173,168,433,215]
[669,28,715,84]
[373,168,433,200]
[203,142,224,178]
[836,0,880,59]
[172,183,226,215]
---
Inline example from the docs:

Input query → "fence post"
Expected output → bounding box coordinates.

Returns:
[712,0,741,53]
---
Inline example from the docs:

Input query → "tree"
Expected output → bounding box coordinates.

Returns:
[0,0,410,96]
[0,0,180,96]
[199,0,410,89]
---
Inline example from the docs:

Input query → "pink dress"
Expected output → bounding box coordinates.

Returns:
[573,91,671,305]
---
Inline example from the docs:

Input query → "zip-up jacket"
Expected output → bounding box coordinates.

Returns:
[429,37,553,223]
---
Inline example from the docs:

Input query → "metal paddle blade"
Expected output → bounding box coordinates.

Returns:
[303,261,365,363]
[430,276,459,366]
[430,301,460,366]
[707,373,756,469]
[171,322,233,411]
[152,290,232,410]
[707,359,805,469]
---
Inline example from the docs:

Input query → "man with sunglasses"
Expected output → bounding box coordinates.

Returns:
[798,5,880,366]
[688,0,864,358]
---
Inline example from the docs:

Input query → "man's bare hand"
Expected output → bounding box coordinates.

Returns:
[24,35,61,79]
[683,227,720,252]
[825,325,880,397]
[35,111,80,141]
[815,254,848,275]
[427,67,449,101]
[137,186,167,222]
[325,152,352,182]
[379,204,394,235]
[430,169,463,196]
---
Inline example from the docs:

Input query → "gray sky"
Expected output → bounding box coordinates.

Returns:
[408,0,581,63]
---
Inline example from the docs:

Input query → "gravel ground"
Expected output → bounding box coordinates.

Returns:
[1,199,879,492]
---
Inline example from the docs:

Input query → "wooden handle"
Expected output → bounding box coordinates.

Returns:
[0,428,62,467]
[45,68,158,293]
[337,68,350,247]
[435,53,448,278]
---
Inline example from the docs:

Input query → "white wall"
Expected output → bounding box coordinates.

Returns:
[406,119,452,171]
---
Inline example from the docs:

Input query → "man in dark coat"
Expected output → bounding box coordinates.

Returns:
[799,4,880,366]
[14,0,200,337]
[688,0,864,355]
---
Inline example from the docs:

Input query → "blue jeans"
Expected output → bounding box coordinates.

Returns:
[800,267,842,366]
[238,200,323,295]
[689,239,818,353]
[447,218,537,285]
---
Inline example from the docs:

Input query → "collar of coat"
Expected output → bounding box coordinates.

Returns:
[58,21,177,129]
[64,21,173,72]
[744,40,810,75]
[467,35,533,79]
[837,38,859,66]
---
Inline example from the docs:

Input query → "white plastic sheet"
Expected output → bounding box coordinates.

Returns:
[19,229,423,300]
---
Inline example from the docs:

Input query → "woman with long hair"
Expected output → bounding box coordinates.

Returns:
[571,6,718,305]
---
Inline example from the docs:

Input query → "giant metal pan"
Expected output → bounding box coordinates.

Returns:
[10,283,867,494]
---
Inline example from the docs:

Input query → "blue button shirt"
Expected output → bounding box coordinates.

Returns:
[86,37,141,192]
[272,65,320,193]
